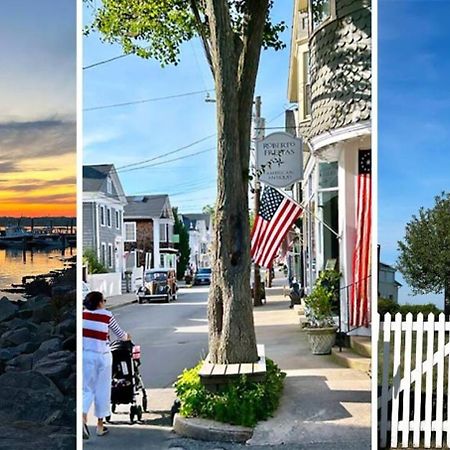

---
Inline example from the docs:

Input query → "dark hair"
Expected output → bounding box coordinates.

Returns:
[83,291,104,311]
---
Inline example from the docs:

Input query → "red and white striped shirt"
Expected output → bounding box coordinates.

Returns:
[83,308,126,353]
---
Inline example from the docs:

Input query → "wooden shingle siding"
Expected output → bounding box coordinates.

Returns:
[307,0,371,138]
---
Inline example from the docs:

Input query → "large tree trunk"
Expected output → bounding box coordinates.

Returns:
[205,0,268,364]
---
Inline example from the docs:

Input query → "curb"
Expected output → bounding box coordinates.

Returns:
[109,299,137,311]
[173,414,253,443]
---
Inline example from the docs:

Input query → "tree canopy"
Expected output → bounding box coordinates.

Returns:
[397,192,450,298]
[85,0,286,69]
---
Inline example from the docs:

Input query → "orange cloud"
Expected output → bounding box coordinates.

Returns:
[0,151,76,217]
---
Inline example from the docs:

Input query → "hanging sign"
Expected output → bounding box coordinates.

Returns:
[256,132,303,188]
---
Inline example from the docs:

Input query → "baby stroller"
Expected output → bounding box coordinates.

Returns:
[107,340,148,423]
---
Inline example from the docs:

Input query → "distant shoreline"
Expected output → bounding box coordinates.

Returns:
[0,217,76,227]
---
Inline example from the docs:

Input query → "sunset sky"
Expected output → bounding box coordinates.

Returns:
[0,0,76,217]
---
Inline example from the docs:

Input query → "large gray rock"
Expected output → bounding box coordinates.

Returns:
[6,353,34,371]
[34,351,75,387]
[0,371,64,423]
[32,303,54,324]
[0,423,75,450]
[33,338,63,362]
[0,327,33,346]
[0,297,17,322]
[3,317,28,330]
[25,295,51,309]
[15,341,40,355]
[53,317,75,338]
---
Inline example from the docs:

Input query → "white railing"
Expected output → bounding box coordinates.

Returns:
[377,312,450,449]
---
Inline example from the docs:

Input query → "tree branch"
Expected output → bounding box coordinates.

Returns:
[189,0,214,75]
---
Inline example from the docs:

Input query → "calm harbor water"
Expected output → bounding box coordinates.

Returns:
[0,247,75,300]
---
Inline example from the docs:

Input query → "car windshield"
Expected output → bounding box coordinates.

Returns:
[197,268,211,274]
[145,272,167,282]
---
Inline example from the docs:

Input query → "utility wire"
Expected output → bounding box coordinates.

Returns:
[83,53,130,70]
[84,89,214,112]
[116,133,216,170]
[118,147,215,174]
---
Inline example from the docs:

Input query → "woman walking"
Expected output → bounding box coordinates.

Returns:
[82,291,130,439]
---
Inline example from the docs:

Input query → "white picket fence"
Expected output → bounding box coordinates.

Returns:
[376,312,450,449]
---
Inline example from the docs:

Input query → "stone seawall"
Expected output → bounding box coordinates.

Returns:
[0,267,76,449]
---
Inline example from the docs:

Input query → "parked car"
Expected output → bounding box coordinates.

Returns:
[192,267,212,286]
[136,268,177,304]
[82,281,90,300]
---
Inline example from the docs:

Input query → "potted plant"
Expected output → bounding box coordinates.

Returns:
[304,272,340,355]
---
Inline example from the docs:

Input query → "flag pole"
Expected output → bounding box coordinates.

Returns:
[263,184,341,240]
[252,96,265,306]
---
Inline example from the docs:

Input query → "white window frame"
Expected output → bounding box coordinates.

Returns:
[159,223,167,242]
[115,210,120,230]
[308,0,336,35]
[107,207,112,228]
[106,177,112,194]
[124,222,136,242]
[107,243,113,269]
[100,242,107,266]
[100,205,105,227]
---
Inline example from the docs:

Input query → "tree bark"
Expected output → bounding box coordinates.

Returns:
[204,0,268,364]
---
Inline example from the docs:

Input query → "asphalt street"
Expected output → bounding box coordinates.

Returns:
[84,285,212,449]
[112,285,209,388]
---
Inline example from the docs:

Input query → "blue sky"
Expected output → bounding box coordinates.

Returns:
[83,3,293,213]
[379,0,450,307]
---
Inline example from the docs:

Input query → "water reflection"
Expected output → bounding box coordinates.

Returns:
[0,246,75,299]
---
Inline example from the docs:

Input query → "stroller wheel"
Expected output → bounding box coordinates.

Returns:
[130,405,137,423]
[142,395,148,412]
[136,405,143,422]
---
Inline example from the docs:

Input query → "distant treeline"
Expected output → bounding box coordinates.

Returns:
[0,217,76,227]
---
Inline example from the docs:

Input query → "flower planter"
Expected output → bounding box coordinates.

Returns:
[305,327,337,355]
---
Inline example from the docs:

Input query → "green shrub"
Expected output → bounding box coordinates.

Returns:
[83,248,108,274]
[378,297,442,319]
[174,358,286,427]
[378,297,400,317]
[398,303,442,319]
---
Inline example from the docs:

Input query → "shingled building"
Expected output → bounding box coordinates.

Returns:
[287,0,371,335]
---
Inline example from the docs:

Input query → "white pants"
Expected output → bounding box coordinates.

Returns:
[83,350,112,418]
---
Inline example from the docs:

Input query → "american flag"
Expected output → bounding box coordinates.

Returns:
[350,149,372,328]
[251,187,302,269]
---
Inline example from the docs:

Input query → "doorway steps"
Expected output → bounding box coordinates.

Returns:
[331,336,371,375]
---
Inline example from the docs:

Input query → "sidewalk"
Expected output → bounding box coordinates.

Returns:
[248,278,371,447]
[106,293,136,310]
[89,279,371,448]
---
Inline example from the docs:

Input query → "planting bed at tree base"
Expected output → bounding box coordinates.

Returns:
[174,357,286,428]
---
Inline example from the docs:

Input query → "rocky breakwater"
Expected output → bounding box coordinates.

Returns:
[0,267,76,450]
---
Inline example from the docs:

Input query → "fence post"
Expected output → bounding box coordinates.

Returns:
[413,313,424,447]
[401,313,413,448]
[424,313,435,448]
[435,313,445,447]
[380,312,392,448]
[391,312,403,448]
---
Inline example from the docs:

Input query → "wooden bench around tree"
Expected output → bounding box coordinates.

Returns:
[199,344,267,392]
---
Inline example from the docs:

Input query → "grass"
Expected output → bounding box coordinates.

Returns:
[378,331,449,392]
